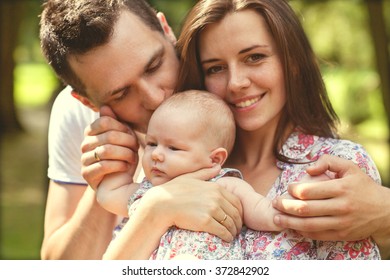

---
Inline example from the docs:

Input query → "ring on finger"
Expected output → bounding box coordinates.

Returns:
[219,214,228,225]
[94,149,101,162]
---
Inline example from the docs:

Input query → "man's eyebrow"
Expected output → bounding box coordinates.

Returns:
[108,86,128,97]
[201,44,269,65]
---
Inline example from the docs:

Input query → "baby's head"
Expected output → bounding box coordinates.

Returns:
[143,90,235,185]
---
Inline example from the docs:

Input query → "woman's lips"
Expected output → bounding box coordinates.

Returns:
[233,93,265,109]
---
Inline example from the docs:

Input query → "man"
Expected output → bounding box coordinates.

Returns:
[40,0,390,260]
[39,0,241,259]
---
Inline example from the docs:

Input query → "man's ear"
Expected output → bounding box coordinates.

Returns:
[210,147,228,166]
[71,91,99,112]
[156,12,177,45]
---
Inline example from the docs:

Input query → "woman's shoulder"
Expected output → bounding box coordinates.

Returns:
[284,130,368,159]
[307,134,381,184]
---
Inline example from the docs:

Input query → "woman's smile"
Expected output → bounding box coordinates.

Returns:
[232,93,266,109]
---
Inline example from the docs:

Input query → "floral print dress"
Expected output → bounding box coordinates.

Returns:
[240,131,381,260]
[115,131,381,260]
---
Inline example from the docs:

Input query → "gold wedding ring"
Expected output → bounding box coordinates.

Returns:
[219,214,228,224]
[94,150,101,162]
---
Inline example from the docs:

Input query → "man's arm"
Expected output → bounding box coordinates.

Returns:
[273,154,390,259]
[42,88,118,259]
[41,181,117,259]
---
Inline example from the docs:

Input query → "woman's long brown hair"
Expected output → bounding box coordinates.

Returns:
[176,0,339,163]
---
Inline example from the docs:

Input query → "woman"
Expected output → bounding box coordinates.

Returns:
[102,0,380,260]
[169,0,380,259]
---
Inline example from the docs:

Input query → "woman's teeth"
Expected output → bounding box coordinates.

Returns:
[235,96,261,108]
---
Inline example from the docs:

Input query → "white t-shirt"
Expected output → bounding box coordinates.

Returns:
[47,86,99,185]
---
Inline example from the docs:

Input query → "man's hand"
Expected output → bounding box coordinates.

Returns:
[273,155,387,243]
[81,106,139,189]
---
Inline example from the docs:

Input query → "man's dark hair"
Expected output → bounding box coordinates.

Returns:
[39,0,163,95]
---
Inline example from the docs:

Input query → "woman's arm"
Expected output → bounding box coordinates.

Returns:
[217,177,282,231]
[273,154,390,259]
[103,168,243,259]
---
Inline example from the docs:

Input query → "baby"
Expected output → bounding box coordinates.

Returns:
[97,90,289,259]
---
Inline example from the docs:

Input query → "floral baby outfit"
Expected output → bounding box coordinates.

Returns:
[126,168,246,260]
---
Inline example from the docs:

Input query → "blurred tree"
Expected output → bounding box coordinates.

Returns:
[0,1,24,134]
[366,0,390,142]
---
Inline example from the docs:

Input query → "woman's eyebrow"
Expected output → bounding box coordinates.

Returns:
[201,44,270,65]
[238,44,269,54]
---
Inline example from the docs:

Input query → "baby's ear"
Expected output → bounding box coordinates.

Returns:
[210,147,228,166]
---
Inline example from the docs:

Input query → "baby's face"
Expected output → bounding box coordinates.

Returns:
[142,109,214,186]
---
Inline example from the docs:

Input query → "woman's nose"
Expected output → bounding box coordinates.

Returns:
[228,67,250,93]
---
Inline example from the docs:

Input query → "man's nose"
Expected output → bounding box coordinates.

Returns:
[138,80,165,110]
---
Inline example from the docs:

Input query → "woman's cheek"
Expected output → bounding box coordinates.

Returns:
[205,79,225,98]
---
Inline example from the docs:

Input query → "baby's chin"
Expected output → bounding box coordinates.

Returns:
[150,176,171,186]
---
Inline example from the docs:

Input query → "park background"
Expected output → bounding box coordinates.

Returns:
[0,0,389,259]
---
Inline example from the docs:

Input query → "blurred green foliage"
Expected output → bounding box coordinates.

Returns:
[149,0,196,33]
[290,0,389,181]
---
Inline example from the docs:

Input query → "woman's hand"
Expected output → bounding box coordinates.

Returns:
[103,165,243,259]
[272,154,390,258]
[81,106,140,190]
[140,165,243,242]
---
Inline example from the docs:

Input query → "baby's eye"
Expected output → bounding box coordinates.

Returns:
[169,146,180,151]
[146,141,157,147]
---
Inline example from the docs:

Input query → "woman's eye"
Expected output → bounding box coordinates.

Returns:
[169,146,180,151]
[206,65,225,75]
[246,53,265,63]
